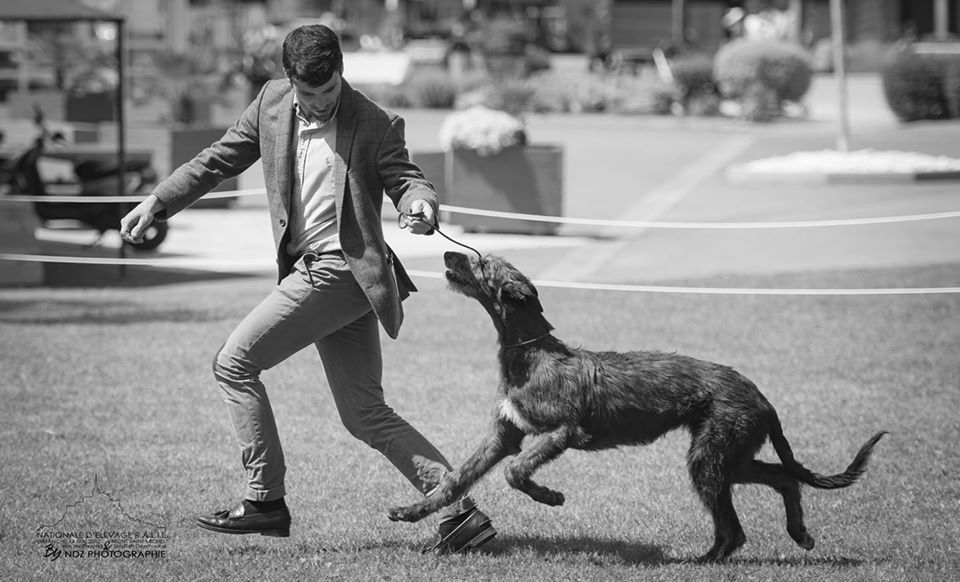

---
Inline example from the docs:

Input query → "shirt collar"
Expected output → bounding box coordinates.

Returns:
[293,94,341,128]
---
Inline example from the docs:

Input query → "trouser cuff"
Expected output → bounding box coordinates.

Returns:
[244,484,286,502]
[437,495,477,521]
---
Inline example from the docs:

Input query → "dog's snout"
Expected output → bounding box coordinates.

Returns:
[444,251,468,269]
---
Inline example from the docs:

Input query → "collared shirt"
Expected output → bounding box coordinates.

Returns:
[285,96,342,256]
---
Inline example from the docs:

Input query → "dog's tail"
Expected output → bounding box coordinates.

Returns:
[768,416,886,489]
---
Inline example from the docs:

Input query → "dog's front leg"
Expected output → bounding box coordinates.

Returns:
[503,425,576,506]
[388,420,524,523]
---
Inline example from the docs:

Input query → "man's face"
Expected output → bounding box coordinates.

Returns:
[291,71,342,122]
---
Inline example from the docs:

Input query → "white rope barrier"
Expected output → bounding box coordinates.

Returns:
[0,253,266,269]
[4,188,959,296]
[2,189,959,229]
[1,253,957,296]
[0,188,266,204]
[440,205,960,229]
[404,269,960,296]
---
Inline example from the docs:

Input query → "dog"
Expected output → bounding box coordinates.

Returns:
[388,251,885,562]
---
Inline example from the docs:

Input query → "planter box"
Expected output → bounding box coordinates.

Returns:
[97,125,237,207]
[411,151,447,198]
[66,92,115,124]
[442,145,563,235]
[0,200,43,286]
[169,127,238,208]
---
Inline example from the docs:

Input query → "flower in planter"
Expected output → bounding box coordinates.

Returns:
[438,106,527,156]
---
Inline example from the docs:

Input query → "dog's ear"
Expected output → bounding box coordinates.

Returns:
[499,280,534,301]
[499,280,543,313]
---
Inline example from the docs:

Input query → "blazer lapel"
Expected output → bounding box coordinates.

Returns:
[270,88,296,221]
[334,82,357,222]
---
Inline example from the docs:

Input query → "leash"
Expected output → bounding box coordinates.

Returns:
[399,210,483,262]
[400,210,551,350]
[401,210,553,350]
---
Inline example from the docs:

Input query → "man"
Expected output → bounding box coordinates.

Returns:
[119,24,494,554]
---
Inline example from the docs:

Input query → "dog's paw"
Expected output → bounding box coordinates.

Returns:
[796,532,815,551]
[546,490,565,506]
[387,506,416,522]
[412,455,448,491]
[387,505,423,523]
[788,525,815,550]
[532,489,565,506]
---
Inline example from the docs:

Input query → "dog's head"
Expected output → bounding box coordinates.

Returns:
[443,251,547,322]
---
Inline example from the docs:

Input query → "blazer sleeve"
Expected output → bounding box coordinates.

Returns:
[376,116,438,217]
[151,88,265,220]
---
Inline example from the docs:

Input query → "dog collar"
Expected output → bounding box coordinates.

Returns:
[503,332,551,349]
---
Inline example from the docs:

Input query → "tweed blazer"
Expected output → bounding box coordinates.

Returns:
[150,79,438,339]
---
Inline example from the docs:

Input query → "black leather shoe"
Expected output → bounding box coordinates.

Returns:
[426,507,496,554]
[196,500,291,537]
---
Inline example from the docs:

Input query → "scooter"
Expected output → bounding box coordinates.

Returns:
[0,106,167,251]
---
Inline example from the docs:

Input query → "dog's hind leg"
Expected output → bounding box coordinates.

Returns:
[688,432,747,562]
[734,459,815,550]
[503,426,577,506]
[388,419,524,523]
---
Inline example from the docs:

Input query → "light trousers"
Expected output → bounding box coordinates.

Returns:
[211,251,452,504]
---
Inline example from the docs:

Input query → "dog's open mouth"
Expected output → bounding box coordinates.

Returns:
[444,268,472,287]
[443,251,478,290]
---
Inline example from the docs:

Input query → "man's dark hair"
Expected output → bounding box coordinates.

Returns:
[282,25,343,87]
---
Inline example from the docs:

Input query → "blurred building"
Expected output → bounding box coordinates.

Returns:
[800,0,958,43]
[609,0,958,51]
[3,0,957,102]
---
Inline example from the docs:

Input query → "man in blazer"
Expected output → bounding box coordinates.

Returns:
[120,24,495,554]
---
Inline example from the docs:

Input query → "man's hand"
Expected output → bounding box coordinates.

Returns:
[401,199,437,235]
[120,194,164,244]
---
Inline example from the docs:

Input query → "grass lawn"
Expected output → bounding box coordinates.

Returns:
[1,260,958,581]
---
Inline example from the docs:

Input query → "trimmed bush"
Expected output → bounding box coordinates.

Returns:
[526,71,613,113]
[944,59,960,119]
[462,78,539,116]
[404,68,458,109]
[359,83,413,109]
[607,76,675,116]
[670,53,717,98]
[881,44,957,121]
[714,39,813,106]
[669,52,721,116]
[740,83,781,122]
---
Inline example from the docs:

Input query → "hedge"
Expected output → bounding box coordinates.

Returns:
[714,39,813,104]
[881,44,958,121]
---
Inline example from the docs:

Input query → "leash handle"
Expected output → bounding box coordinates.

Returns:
[399,210,483,261]
[399,210,436,235]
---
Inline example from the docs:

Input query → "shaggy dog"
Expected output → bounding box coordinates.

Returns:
[388,251,885,562]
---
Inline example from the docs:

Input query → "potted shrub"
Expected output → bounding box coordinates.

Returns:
[65,67,117,124]
[437,106,562,235]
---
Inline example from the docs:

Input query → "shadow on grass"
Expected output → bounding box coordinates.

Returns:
[41,263,260,288]
[16,238,266,289]
[0,299,237,325]
[203,535,867,570]
[729,555,865,567]
[481,533,672,565]
[480,534,865,569]
[214,540,412,557]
